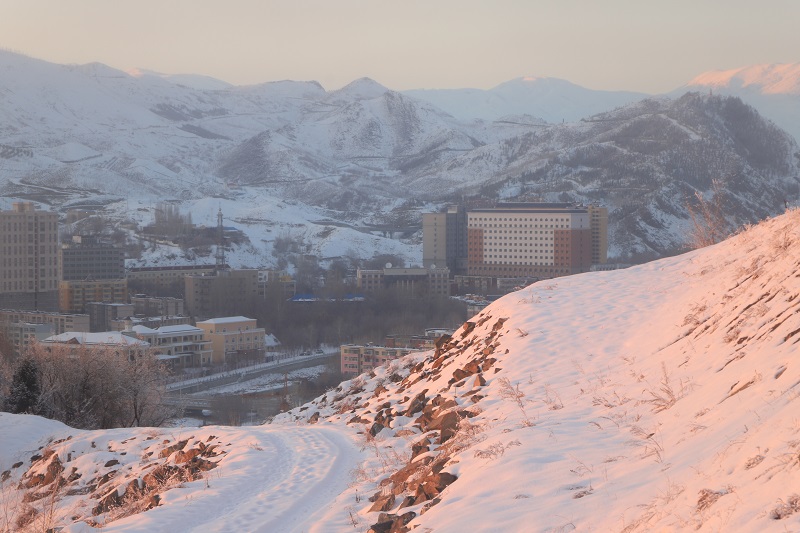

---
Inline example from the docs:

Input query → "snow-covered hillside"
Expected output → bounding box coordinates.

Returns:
[2,51,798,265]
[4,210,800,531]
[677,63,800,142]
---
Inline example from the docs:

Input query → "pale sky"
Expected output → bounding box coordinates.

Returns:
[2,0,798,93]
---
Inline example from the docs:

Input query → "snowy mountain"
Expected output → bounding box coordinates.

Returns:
[404,76,648,123]
[0,50,797,266]
[675,63,800,142]
[4,210,800,531]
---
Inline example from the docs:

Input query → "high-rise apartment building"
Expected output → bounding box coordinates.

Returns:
[0,202,60,311]
[422,205,467,274]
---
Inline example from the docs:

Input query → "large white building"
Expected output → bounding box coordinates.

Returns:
[466,203,605,279]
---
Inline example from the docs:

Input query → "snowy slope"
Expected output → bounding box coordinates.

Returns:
[4,210,800,531]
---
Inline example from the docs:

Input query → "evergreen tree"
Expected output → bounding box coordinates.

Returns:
[5,358,40,414]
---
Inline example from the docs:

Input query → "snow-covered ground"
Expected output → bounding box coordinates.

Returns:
[0,416,365,532]
[4,209,800,531]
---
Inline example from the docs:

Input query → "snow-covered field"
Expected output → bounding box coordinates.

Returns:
[4,210,800,531]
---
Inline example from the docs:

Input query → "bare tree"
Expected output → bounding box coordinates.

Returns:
[686,178,729,249]
[27,343,174,429]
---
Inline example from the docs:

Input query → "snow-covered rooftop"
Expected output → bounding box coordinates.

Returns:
[195,316,255,325]
[41,331,149,347]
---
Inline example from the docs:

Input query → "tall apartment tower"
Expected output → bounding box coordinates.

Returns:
[588,205,609,265]
[422,205,467,275]
[0,202,60,311]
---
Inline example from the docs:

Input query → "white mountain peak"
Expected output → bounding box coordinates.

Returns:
[686,63,800,95]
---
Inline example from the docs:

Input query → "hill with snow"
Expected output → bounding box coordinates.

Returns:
[0,51,798,266]
[4,210,800,531]
[676,63,800,142]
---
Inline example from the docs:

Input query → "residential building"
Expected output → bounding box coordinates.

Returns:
[60,235,125,281]
[257,270,296,300]
[127,264,219,293]
[340,344,425,376]
[588,205,609,265]
[109,315,190,332]
[356,267,450,298]
[85,302,134,332]
[384,329,453,350]
[39,331,150,359]
[0,202,60,311]
[124,324,212,367]
[0,309,90,335]
[195,316,266,365]
[422,205,468,274]
[130,295,185,317]
[4,322,54,358]
[59,278,128,314]
[184,269,258,320]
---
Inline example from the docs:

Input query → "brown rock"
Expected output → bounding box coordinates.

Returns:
[452,368,471,381]
[410,438,431,460]
[404,391,428,417]
[369,492,396,512]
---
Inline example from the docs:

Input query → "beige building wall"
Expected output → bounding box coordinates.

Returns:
[422,213,448,268]
[0,202,60,311]
[588,205,608,264]
[340,344,424,376]
[59,279,128,314]
[196,316,266,365]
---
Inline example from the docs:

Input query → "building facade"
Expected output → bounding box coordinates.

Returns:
[127,264,219,293]
[466,203,605,279]
[422,205,468,274]
[340,344,424,376]
[423,202,608,283]
[195,316,266,365]
[184,269,258,320]
[85,302,135,332]
[59,279,128,314]
[356,267,450,298]
[124,324,212,367]
[60,235,125,281]
[0,202,60,311]
[39,331,151,360]
[130,295,185,317]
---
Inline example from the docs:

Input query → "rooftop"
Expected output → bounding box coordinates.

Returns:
[196,316,255,325]
[42,331,149,347]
